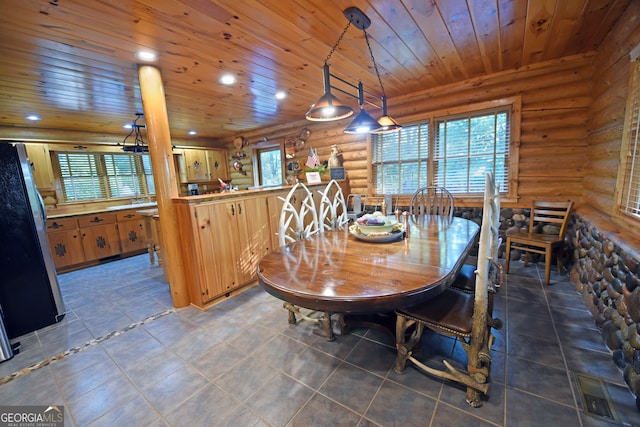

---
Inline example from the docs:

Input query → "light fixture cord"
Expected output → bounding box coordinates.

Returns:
[324,22,352,64]
[364,29,386,97]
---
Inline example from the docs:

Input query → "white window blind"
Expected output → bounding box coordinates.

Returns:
[434,108,510,194]
[57,153,105,201]
[620,60,640,219]
[372,122,429,194]
[56,151,154,202]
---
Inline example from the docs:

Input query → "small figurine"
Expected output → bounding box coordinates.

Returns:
[328,144,344,169]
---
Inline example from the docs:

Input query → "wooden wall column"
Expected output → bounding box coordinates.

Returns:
[137,65,189,308]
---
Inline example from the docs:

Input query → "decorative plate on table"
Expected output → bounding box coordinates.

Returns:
[349,224,405,243]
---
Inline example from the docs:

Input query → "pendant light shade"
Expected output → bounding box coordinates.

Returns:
[306,64,353,121]
[371,96,402,134]
[343,108,379,134]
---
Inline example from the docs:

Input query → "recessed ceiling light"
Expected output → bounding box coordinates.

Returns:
[188,130,197,136]
[26,115,40,121]
[220,74,236,85]
[275,91,287,100]
[136,50,157,62]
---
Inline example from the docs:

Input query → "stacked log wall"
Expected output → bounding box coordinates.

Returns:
[237,53,593,207]
[584,0,640,227]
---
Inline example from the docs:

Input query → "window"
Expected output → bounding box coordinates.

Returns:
[257,146,283,186]
[56,151,155,202]
[434,108,510,194]
[372,123,429,194]
[371,98,518,198]
[618,57,640,219]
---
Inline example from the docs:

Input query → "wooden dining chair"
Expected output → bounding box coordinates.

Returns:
[410,186,455,220]
[505,200,573,285]
[277,182,334,339]
[318,179,348,232]
[394,172,504,408]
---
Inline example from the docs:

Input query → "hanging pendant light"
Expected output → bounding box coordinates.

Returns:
[121,113,149,153]
[305,64,353,121]
[305,7,402,133]
[344,82,379,134]
[371,96,402,134]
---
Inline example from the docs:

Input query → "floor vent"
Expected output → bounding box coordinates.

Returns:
[575,373,619,423]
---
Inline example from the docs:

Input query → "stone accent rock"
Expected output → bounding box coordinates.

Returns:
[568,214,640,404]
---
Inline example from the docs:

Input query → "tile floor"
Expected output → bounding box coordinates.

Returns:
[2,254,640,426]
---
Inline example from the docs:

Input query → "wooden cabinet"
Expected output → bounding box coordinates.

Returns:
[46,217,84,269]
[25,143,55,190]
[78,213,120,261]
[183,148,229,182]
[116,209,147,254]
[175,193,275,307]
[46,209,151,271]
[184,149,210,181]
[206,149,229,182]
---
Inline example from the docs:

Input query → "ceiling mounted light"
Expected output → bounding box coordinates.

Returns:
[305,7,401,134]
[120,113,148,153]
[135,50,157,62]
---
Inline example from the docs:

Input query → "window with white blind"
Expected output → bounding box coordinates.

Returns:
[434,108,510,194]
[372,123,429,195]
[618,57,640,220]
[372,100,515,197]
[56,151,154,202]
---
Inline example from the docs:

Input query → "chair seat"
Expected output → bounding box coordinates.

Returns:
[507,230,563,245]
[452,263,476,293]
[397,289,474,337]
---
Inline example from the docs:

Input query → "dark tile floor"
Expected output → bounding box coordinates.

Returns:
[2,254,640,426]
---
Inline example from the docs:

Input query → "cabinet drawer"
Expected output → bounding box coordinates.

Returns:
[116,209,141,222]
[46,217,78,232]
[77,213,117,227]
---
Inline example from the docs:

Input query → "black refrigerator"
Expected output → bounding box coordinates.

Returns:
[0,142,65,339]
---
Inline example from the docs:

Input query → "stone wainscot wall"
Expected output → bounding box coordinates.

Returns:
[451,206,640,409]
[568,214,640,409]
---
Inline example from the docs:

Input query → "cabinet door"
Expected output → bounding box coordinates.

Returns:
[192,204,237,301]
[207,149,229,181]
[118,219,146,253]
[117,210,147,253]
[184,149,209,181]
[267,193,286,249]
[232,197,271,286]
[25,143,55,190]
[47,229,85,269]
[81,223,121,261]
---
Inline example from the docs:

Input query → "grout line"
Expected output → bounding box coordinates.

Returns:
[0,309,175,386]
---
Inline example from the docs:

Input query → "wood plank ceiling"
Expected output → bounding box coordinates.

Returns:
[0,0,631,143]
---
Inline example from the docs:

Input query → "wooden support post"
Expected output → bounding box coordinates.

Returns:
[137,65,189,308]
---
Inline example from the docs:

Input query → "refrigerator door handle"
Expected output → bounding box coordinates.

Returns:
[36,190,46,223]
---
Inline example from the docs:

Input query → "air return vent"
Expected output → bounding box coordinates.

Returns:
[575,373,619,423]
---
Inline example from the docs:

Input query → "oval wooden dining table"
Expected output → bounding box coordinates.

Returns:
[257,215,480,340]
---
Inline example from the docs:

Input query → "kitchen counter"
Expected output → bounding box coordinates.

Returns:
[172,183,326,205]
[48,202,157,219]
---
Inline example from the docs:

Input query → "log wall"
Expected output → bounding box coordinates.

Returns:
[584,0,640,232]
[234,53,593,209]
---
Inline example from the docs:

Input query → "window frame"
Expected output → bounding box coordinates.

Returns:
[368,97,520,203]
[53,146,155,204]
[252,140,285,187]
